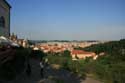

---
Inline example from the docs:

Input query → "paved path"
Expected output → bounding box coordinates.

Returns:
[5,58,102,83]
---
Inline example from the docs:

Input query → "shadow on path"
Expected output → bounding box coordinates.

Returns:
[6,58,102,83]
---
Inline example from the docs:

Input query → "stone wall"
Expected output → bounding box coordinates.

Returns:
[0,0,10,37]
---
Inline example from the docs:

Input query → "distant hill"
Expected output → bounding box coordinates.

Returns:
[76,39,125,55]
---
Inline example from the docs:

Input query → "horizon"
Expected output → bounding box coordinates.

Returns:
[29,39,122,42]
[8,0,125,40]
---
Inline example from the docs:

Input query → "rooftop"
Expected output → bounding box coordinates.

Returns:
[71,50,95,55]
[3,0,11,8]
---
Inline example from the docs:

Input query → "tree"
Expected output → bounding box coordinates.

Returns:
[62,50,71,58]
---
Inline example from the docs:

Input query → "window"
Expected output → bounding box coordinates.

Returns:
[0,16,5,28]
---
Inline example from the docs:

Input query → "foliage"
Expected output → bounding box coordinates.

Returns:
[75,39,125,83]
[0,48,30,80]
[30,50,46,59]
[45,55,70,67]
[45,55,86,78]
[61,50,71,58]
[45,39,125,83]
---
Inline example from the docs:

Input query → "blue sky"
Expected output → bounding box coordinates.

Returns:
[7,0,125,40]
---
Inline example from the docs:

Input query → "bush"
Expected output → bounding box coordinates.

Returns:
[0,48,30,80]
[45,55,70,67]
[30,50,46,59]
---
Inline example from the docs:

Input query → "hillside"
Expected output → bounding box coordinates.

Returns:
[75,39,125,83]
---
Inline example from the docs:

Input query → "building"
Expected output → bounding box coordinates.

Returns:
[71,50,97,60]
[0,0,11,37]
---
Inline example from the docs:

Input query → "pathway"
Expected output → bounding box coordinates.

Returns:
[5,58,102,83]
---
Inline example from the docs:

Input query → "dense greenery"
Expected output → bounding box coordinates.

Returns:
[44,50,87,79]
[30,50,46,59]
[0,48,30,80]
[78,39,125,55]
[45,39,125,83]
[76,39,125,83]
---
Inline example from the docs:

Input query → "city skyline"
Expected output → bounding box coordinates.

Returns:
[8,0,125,40]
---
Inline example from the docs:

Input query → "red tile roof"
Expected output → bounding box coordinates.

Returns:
[71,50,94,55]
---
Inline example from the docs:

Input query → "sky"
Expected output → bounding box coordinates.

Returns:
[7,0,125,40]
